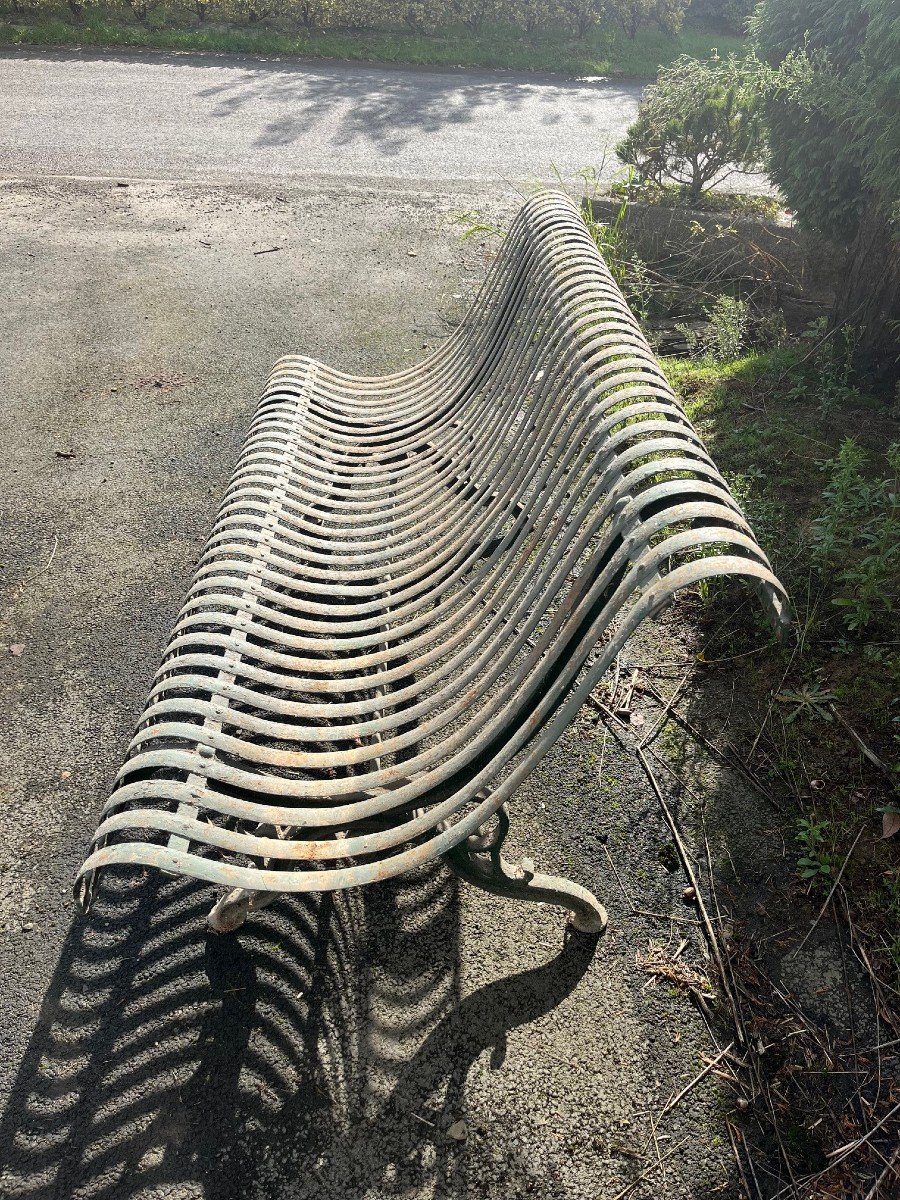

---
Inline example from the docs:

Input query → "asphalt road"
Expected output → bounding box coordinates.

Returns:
[0,48,643,184]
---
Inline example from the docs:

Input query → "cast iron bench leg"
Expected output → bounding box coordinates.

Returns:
[442,805,607,936]
[208,886,279,934]
[207,822,284,934]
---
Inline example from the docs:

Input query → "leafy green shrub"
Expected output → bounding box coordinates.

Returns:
[676,294,750,361]
[811,438,900,634]
[616,54,766,200]
[752,0,900,376]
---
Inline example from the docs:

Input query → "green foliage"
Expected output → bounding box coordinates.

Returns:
[448,0,498,34]
[811,438,900,633]
[608,0,687,41]
[616,54,766,200]
[506,0,563,36]
[776,675,837,724]
[752,0,900,242]
[665,344,899,989]
[560,0,603,39]
[690,0,755,34]
[0,0,735,46]
[0,3,745,73]
[785,317,859,414]
[677,294,750,361]
[795,816,835,883]
[579,166,653,319]
[610,176,780,217]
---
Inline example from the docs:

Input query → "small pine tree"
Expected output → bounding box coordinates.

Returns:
[616,55,766,201]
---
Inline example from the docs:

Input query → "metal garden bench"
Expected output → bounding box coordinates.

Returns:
[76,191,789,936]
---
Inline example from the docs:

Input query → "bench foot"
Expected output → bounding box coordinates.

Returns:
[207,887,279,934]
[443,806,607,936]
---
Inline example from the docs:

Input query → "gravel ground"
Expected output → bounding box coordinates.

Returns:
[0,178,877,1200]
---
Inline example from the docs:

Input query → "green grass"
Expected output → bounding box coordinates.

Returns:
[0,14,744,78]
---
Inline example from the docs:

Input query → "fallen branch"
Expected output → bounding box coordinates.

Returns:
[829,703,896,781]
[862,1143,899,1200]
[636,746,743,1044]
[609,1135,690,1200]
[658,1041,735,1118]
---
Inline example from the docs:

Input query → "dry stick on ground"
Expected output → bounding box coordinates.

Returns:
[604,843,636,908]
[829,703,896,780]
[598,703,726,948]
[726,1118,761,1200]
[609,1135,691,1200]
[635,745,742,1042]
[639,668,693,750]
[630,906,701,925]
[658,1042,735,1119]
[629,713,800,1188]
[767,1101,900,1200]
[841,890,900,1037]
[790,826,866,960]
[5,532,59,616]
[862,1144,899,1200]
[748,643,799,761]
[697,842,803,1195]
[603,700,842,1186]
[642,679,784,813]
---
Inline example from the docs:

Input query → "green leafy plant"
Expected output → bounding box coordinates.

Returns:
[786,318,860,414]
[616,54,766,201]
[677,294,750,362]
[578,166,656,322]
[795,816,834,882]
[775,675,837,724]
[811,439,900,634]
[752,0,900,376]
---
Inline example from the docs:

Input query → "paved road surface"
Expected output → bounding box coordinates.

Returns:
[0,48,643,183]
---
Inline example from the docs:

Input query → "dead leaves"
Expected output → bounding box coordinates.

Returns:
[637,941,714,1001]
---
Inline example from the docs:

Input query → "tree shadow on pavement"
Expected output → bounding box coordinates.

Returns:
[0,46,631,158]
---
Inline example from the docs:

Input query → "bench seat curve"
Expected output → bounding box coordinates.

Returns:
[76,191,789,933]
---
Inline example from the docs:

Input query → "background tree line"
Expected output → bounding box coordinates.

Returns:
[8,0,752,38]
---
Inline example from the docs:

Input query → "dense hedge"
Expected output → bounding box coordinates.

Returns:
[5,0,693,39]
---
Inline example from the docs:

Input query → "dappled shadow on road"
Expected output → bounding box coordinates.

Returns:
[0,45,635,158]
[0,859,596,1199]
[193,64,621,156]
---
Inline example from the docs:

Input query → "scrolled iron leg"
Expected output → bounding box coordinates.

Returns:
[443,806,607,935]
[207,886,279,934]
[207,822,283,934]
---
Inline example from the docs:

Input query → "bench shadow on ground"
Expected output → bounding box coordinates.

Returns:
[0,857,598,1199]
